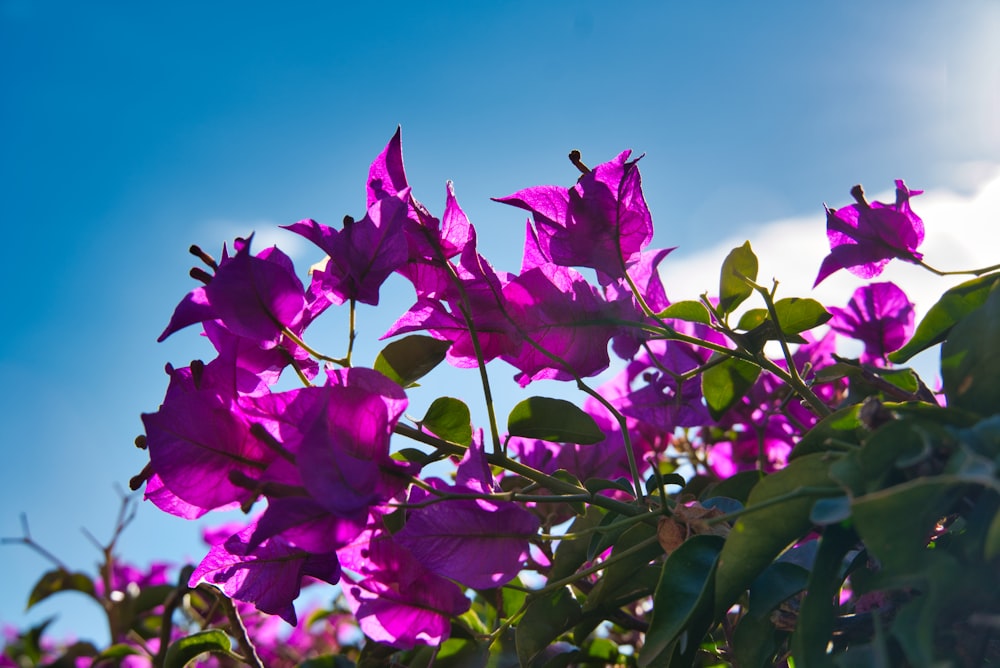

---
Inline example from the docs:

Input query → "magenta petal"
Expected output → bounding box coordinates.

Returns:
[190,521,340,625]
[205,242,306,343]
[828,281,914,365]
[367,126,409,207]
[142,392,271,512]
[339,532,470,649]
[395,498,539,588]
[157,286,213,342]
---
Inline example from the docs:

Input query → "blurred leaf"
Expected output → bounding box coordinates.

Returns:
[164,629,232,668]
[773,297,831,334]
[515,587,581,667]
[658,300,712,324]
[985,510,1000,561]
[889,273,1000,363]
[941,284,1000,415]
[420,397,472,445]
[27,569,96,609]
[640,534,725,667]
[95,643,142,660]
[297,656,357,668]
[703,355,761,419]
[374,335,451,386]
[714,453,838,615]
[507,397,604,444]
[718,241,759,317]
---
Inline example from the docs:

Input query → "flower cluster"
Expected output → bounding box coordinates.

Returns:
[130,130,930,656]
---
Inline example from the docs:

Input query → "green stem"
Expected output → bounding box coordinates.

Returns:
[918,259,1000,277]
[394,424,651,519]
[281,327,346,366]
[346,298,357,367]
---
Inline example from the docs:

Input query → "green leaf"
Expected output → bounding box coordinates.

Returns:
[507,396,604,444]
[772,297,831,335]
[890,273,1000,363]
[703,470,761,505]
[27,569,96,609]
[420,397,472,445]
[552,469,586,515]
[732,609,784,668]
[809,495,851,525]
[791,524,856,667]
[985,510,1000,561]
[737,308,769,331]
[583,477,634,496]
[789,404,863,459]
[640,534,725,667]
[164,629,232,668]
[748,561,810,619]
[850,478,964,572]
[515,587,581,667]
[657,300,712,324]
[584,524,661,611]
[941,283,1000,415]
[373,335,451,386]
[718,241,759,317]
[714,453,838,615]
[702,355,761,419]
[95,644,142,660]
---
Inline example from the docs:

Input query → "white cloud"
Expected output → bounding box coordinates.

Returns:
[197,219,317,267]
[659,167,1000,379]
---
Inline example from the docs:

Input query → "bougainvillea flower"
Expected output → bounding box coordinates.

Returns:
[284,192,410,307]
[384,226,520,367]
[707,424,794,479]
[828,281,914,366]
[340,529,471,649]
[814,180,924,286]
[142,389,274,513]
[395,439,538,588]
[158,238,307,346]
[495,150,653,280]
[190,520,340,625]
[611,324,722,432]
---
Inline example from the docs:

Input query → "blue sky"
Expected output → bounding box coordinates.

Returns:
[2,0,998,644]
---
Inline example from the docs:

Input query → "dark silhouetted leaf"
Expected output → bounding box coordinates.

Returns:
[374,335,451,386]
[507,397,604,444]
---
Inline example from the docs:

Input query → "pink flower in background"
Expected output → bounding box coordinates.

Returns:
[828,281,915,365]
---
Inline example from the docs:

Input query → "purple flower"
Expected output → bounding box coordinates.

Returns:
[284,192,410,307]
[828,281,915,366]
[190,520,340,625]
[814,180,924,286]
[394,439,539,589]
[159,237,307,346]
[142,388,274,513]
[495,150,653,280]
[339,529,470,649]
